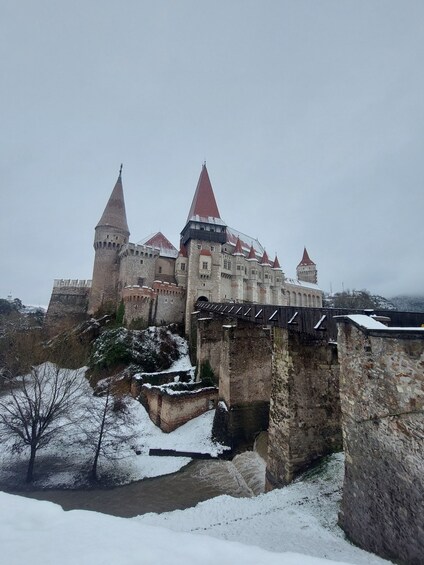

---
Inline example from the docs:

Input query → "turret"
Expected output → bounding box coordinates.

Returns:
[259,250,272,303]
[296,247,317,284]
[88,166,130,314]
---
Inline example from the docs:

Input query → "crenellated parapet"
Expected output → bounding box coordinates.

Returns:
[122,282,186,327]
[53,279,92,289]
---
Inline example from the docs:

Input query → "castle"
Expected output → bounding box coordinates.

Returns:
[46,164,323,331]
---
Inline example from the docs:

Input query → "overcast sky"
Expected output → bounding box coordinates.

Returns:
[1,1,423,307]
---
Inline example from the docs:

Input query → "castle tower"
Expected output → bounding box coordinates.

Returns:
[181,164,227,332]
[296,247,317,284]
[88,167,130,314]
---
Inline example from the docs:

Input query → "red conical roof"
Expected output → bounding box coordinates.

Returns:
[96,171,129,235]
[247,245,257,261]
[186,164,221,222]
[260,250,271,265]
[233,237,243,256]
[272,255,281,269]
[298,247,315,267]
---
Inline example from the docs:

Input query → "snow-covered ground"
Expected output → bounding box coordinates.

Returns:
[0,360,393,565]
[136,454,389,565]
[0,362,225,488]
[0,360,394,565]
[0,452,391,565]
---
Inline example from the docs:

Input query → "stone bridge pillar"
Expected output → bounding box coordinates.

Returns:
[212,323,272,449]
[337,318,424,564]
[196,317,226,384]
[266,327,342,489]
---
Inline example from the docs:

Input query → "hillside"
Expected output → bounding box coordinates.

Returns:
[389,294,424,312]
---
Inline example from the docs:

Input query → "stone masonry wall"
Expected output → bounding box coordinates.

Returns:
[212,322,272,449]
[46,282,91,328]
[143,386,218,433]
[152,284,185,326]
[337,320,424,565]
[196,317,226,384]
[266,327,341,489]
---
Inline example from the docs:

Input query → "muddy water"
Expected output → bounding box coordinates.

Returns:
[12,458,258,518]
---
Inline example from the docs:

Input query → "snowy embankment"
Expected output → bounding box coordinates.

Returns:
[136,454,389,565]
[0,491,352,565]
[0,358,225,488]
[0,453,390,565]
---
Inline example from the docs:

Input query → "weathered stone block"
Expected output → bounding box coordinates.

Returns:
[337,320,424,565]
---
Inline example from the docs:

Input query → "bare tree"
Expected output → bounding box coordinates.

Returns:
[80,376,136,482]
[0,362,85,483]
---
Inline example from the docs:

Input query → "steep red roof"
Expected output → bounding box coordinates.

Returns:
[297,247,316,267]
[247,245,258,261]
[144,232,177,252]
[186,164,221,222]
[96,171,129,234]
[272,255,281,269]
[233,237,243,256]
[260,250,271,266]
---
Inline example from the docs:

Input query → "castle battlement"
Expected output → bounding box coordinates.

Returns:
[53,279,92,289]
[119,242,160,259]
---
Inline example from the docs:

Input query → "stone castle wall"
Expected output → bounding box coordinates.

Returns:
[119,244,158,288]
[337,319,424,565]
[122,282,185,327]
[46,280,92,328]
[152,282,185,325]
[266,327,342,488]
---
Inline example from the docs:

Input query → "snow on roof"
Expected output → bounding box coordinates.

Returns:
[188,215,227,226]
[226,226,264,256]
[285,277,322,291]
[137,232,178,258]
[340,314,424,332]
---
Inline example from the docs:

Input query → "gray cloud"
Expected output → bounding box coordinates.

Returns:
[1,1,423,305]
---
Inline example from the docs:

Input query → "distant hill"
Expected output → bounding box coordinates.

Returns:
[389,295,424,313]
[323,290,396,311]
[323,290,424,313]
[0,297,45,335]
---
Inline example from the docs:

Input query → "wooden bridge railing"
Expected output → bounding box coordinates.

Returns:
[195,301,424,342]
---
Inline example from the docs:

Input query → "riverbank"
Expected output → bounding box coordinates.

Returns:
[0,366,229,490]
[1,453,390,565]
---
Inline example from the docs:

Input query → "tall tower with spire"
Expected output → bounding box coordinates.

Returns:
[180,163,227,331]
[296,247,318,285]
[88,167,130,314]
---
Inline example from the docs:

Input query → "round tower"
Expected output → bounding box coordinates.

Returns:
[88,167,130,315]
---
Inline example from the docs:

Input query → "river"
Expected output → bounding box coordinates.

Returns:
[6,439,268,518]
